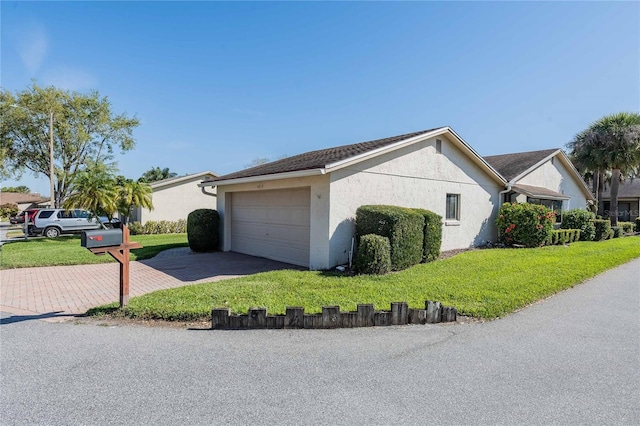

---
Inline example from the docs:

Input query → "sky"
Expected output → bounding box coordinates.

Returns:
[1,1,639,196]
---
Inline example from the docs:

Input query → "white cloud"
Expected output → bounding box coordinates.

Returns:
[18,24,48,75]
[41,66,98,91]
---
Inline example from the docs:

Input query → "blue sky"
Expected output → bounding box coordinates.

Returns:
[2,1,639,196]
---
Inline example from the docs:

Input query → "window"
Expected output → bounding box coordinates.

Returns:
[57,210,74,219]
[37,210,55,219]
[528,198,563,222]
[446,194,460,221]
[436,139,442,154]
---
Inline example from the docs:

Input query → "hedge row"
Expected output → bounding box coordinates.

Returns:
[548,229,581,245]
[636,217,640,233]
[128,219,187,235]
[355,205,443,274]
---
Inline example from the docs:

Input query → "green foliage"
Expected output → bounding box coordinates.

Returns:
[0,234,188,269]
[355,205,424,271]
[496,203,555,247]
[88,238,640,321]
[560,209,596,241]
[1,83,140,204]
[549,229,581,245]
[611,226,623,238]
[128,220,186,235]
[354,234,391,275]
[63,162,118,219]
[618,221,634,234]
[138,167,177,183]
[592,219,612,241]
[0,203,19,218]
[1,185,30,193]
[412,208,442,262]
[116,177,153,223]
[187,209,219,252]
[636,217,640,232]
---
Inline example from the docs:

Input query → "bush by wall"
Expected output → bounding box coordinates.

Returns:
[560,209,595,241]
[355,205,424,271]
[354,234,391,275]
[618,221,634,234]
[187,209,219,252]
[128,219,187,235]
[636,217,640,233]
[412,208,442,262]
[611,226,623,239]
[592,219,612,241]
[496,203,555,248]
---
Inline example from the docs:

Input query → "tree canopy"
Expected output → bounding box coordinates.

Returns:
[1,83,140,207]
[138,166,177,183]
[1,185,31,193]
[567,112,640,225]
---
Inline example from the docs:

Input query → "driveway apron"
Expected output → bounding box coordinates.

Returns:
[0,250,299,319]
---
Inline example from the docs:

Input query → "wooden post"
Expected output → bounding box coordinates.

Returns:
[89,225,141,308]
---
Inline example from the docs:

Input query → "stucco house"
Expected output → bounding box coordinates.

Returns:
[130,171,218,224]
[600,179,640,222]
[0,192,50,211]
[200,128,593,270]
[484,148,593,222]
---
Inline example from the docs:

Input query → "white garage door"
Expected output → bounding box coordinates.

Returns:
[231,188,311,267]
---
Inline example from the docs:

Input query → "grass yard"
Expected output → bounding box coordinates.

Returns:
[0,234,188,268]
[89,236,640,321]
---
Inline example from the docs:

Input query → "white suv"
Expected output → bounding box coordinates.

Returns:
[25,209,112,238]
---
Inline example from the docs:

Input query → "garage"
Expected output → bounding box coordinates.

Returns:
[230,187,311,267]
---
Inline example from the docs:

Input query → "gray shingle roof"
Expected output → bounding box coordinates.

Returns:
[601,179,640,198]
[212,128,445,181]
[483,148,559,182]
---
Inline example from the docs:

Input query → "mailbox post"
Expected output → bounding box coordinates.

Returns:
[81,225,142,307]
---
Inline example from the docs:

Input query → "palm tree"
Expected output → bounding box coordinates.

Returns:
[116,178,153,224]
[138,167,177,183]
[568,112,640,226]
[63,163,118,222]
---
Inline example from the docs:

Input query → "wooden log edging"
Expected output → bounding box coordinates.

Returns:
[211,301,457,330]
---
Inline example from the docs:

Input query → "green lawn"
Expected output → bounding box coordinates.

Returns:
[89,237,640,321]
[0,234,188,268]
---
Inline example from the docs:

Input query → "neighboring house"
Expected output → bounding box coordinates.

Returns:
[600,179,640,222]
[0,192,50,211]
[200,129,593,270]
[484,148,594,222]
[130,171,218,224]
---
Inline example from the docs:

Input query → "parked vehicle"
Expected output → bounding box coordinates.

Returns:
[11,208,40,225]
[24,208,118,238]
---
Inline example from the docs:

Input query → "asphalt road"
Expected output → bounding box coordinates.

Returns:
[1,258,639,425]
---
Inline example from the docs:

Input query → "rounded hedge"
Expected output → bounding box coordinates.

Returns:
[187,209,219,252]
[354,234,391,275]
[560,209,595,241]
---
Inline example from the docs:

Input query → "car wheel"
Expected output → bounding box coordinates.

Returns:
[44,227,61,238]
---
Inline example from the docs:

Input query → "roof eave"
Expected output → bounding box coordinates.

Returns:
[200,168,326,187]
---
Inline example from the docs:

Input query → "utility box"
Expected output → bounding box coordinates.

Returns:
[81,229,123,249]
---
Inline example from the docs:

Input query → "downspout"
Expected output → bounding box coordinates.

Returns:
[498,183,512,205]
[201,186,217,197]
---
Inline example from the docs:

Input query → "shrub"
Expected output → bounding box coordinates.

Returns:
[127,220,187,235]
[560,209,595,241]
[592,219,612,241]
[611,226,623,239]
[0,203,19,218]
[187,209,219,252]
[618,221,634,234]
[412,208,442,262]
[548,229,582,245]
[355,205,424,271]
[496,203,555,248]
[354,234,391,275]
[636,217,640,233]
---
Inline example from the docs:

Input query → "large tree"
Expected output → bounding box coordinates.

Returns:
[138,166,177,183]
[567,112,640,226]
[0,83,139,207]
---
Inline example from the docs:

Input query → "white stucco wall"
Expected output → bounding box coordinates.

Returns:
[135,179,217,224]
[328,136,502,267]
[216,175,331,270]
[517,158,589,212]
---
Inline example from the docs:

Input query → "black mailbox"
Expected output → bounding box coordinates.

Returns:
[81,229,123,249]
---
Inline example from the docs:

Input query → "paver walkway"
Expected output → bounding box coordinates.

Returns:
[0,249,299,320]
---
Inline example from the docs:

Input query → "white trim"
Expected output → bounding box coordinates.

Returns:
[151,171,219,189]
[199,169,325,187]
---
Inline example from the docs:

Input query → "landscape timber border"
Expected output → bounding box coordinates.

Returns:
[211,301,457,330]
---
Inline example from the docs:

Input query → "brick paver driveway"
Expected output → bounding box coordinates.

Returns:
[1,249,299,320]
